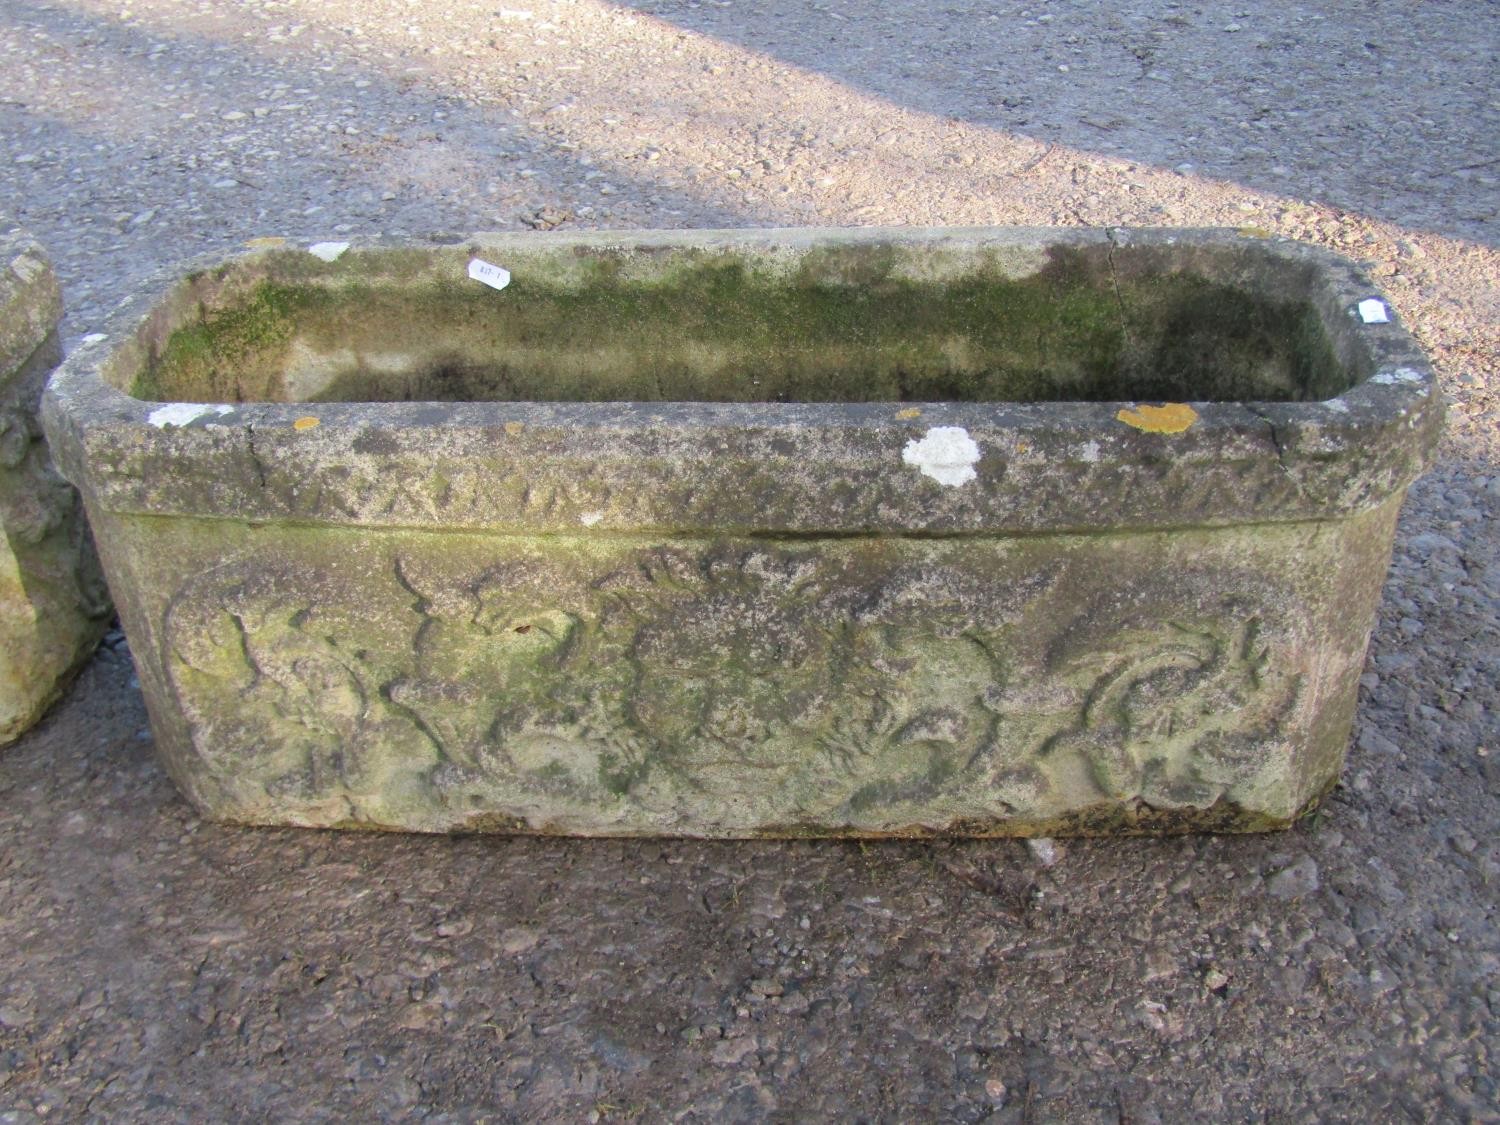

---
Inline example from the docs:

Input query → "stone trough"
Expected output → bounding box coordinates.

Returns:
[41,227,1442,835]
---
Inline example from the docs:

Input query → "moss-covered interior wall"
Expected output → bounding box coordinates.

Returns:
[130,242,1351,405]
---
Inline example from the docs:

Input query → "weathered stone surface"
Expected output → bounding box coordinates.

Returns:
[41,228,1442,833]
[0,232,110,743]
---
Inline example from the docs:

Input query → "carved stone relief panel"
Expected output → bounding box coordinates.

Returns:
[157,524,1324,835]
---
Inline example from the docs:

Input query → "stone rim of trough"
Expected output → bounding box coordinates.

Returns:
[40,226,1443,537]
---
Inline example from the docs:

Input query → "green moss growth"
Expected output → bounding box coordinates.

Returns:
[137,244,1348,405]
[133,282,326,401]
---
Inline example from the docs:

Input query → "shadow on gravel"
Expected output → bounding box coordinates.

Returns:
[0,0,753,322]
[615,0,1499,246]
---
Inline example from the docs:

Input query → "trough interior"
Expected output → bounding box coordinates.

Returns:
[124,241,1359,405]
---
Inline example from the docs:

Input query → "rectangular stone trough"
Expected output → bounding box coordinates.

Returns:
[41,227,1442,836]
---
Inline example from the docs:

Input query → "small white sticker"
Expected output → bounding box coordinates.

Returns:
[1357,298,1390,324]
[902,426,981,487]
[468,258,512,291]
[308,241,350,262]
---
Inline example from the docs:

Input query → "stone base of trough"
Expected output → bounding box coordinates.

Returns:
[0,233,110,744]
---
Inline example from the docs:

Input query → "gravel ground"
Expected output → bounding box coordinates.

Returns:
[2,0,1498,1120]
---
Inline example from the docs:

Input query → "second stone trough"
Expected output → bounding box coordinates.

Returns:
[0,231,110,745]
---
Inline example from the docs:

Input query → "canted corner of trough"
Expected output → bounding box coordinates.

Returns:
[902,425,981,487]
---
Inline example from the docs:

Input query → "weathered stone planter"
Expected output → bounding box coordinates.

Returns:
[0,232,109,744]
[42,227,1441,835]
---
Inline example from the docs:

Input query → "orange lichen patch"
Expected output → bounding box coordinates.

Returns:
[504,421,525,435]
[244,237,288,249]
[292,416,320,431]
[895,407,922,419]
[1116,402,1199,434]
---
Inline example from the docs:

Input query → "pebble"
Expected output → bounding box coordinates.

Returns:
[1026,837,1060,866]
[498,927,540,954]
[1267,858,1321,900]
[1357,727,1402,757]
[1408,532,1462,557]
[710,1036,758,1067]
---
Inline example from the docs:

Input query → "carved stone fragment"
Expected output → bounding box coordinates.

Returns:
[0,232,110,743]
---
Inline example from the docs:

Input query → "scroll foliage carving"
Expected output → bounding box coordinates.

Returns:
[162,542,1300,827]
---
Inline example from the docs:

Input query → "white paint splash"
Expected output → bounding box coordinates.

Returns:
[1357,298,1390,324]
[468,258,512,291]
[902,426,981,487]
[308,241,350,262]
[147,403,233,428]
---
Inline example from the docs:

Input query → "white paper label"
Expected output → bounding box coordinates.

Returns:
[308,241,350,262]
[1357,298,1390,324]
[468,258,512,291]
